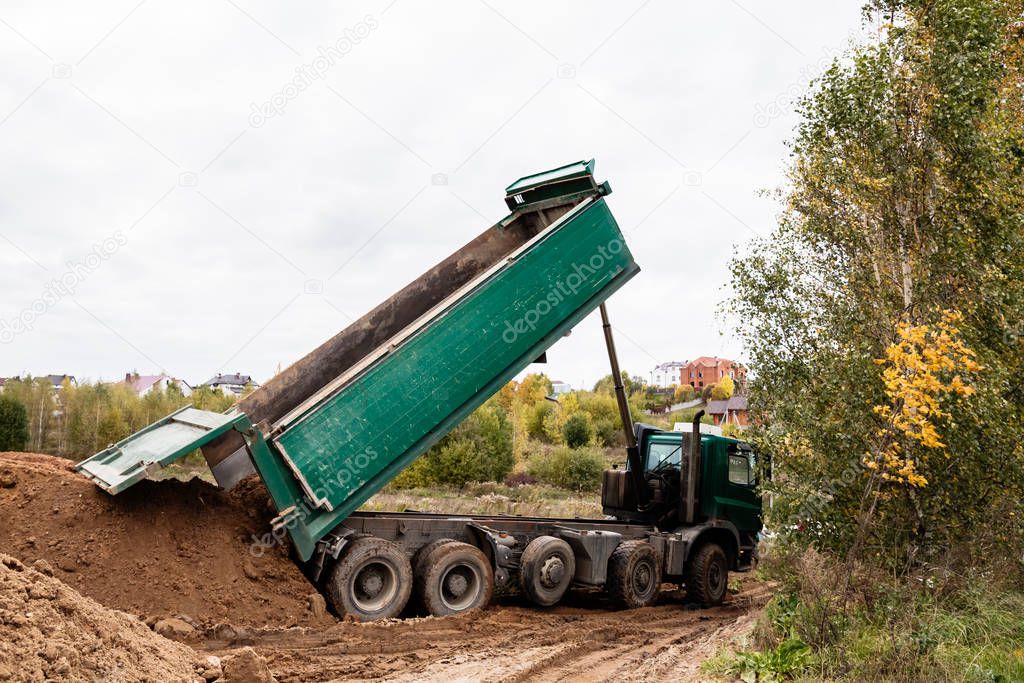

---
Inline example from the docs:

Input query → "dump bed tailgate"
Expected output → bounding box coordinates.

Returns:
[76,406,240,493]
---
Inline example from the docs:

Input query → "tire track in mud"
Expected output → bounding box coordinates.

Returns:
[204,582,772,683]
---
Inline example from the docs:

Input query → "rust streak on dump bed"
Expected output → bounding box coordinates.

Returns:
[201,204,575,466]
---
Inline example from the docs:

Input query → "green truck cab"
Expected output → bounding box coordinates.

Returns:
[603,422,762,572]
[76,161,762,621]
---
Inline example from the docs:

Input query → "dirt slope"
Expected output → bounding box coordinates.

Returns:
[0,452,332,630]
[0,553,201,682]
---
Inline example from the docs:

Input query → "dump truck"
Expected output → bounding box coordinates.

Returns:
[76,160,762,621]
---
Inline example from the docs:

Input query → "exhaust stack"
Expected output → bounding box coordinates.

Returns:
[683,410,705,524]
[599,303,645,504]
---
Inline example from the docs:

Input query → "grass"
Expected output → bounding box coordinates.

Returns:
[362,481,604,518]
[704,552,1024,682]
[815,585,1024,682]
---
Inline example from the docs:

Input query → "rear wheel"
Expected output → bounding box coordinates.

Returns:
[607,540,660,609]
[519,536,575,607]
[415,541,493,616]
[325,537,412,621]
[412,538,456,583]
[685,542,728,607]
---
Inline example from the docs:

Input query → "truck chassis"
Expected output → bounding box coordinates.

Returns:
[306,508,753,621]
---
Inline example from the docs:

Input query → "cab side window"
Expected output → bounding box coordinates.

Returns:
[728,448,755,486]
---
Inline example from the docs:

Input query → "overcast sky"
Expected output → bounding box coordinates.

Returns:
[0,0,866,389]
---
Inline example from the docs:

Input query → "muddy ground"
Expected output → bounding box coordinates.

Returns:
[0,452,768,682]
[198,582,771,682]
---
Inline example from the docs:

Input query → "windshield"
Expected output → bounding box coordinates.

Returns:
[645,442,682,471]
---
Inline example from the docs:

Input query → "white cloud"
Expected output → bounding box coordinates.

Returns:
[0,0,865,388]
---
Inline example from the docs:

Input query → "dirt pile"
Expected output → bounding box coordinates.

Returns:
[0,553,201,682]
[0,452,333,631]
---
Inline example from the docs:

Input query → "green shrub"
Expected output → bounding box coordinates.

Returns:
[577,392,619,423]
[526,400,554,441]
[726,638,812,682]
[593,417,622,447]
[0,396,29,451]
[391,400,514,488]
[562,412,592,448]
[722,422,743,439]
[527,446,605,492]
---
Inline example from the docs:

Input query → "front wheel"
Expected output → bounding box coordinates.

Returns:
[325,536,413,621]
[685,542,728,607]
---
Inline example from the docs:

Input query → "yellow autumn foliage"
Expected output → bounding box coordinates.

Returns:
[866,310,982,487]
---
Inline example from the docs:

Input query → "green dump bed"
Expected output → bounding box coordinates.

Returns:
[77,160,639,561]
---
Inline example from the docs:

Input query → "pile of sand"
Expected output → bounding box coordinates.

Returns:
[0,453,333,631]
[0,553,202,682]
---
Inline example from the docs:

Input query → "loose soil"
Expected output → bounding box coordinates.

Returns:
[0,452,332,631]
[0,553,201,682]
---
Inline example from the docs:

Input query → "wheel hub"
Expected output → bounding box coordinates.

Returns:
[539,556,565,588]
[633,562,653,593]
[352,560,399,612]
[440,564,480,611]
[444,570,469,598]
[359,568,384,597]
[709,564,724,592]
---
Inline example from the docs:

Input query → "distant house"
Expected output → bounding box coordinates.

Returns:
[203,373,258,396]
[680,357,746,390]
[706,395,749,427]
[45,374,77,390]
[0,375,75,393]
[650,361,686,388]
[120,372,192,397]
[550,380,572,395]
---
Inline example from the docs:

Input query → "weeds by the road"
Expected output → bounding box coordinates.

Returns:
[708,547,1024,682]
[363,481,603,518]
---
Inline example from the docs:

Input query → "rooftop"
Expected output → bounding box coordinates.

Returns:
[706,395,749,414]
[204,373,255,387]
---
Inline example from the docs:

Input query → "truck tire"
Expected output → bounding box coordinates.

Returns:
[414,541,493,616]
[519,536,575,607]
[412,538,456,584]
[607,540,660,609]
[325,537,412,621]
[685,542,728,607]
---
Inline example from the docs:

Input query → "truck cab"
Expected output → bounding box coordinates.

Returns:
[601,419,762,594]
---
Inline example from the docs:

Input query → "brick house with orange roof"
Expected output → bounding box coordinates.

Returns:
[679,356,746,390]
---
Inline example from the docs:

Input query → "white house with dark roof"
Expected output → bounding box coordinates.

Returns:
[203,373,258,396]
[45,374,77,390]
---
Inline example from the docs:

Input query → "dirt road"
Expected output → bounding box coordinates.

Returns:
[198,582,770,683]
